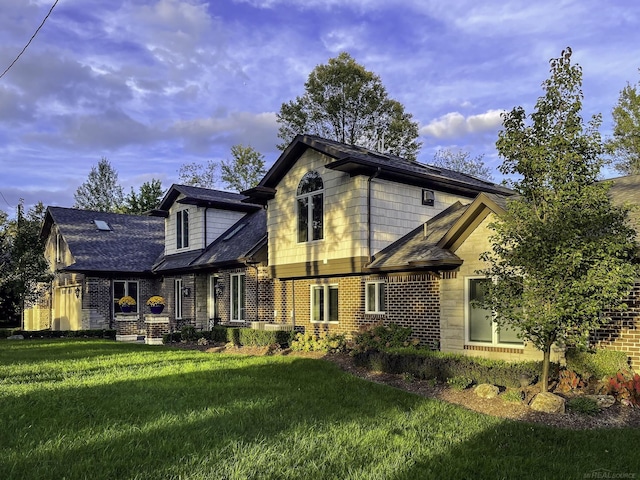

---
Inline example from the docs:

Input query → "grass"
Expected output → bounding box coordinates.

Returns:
[1,340,639,480]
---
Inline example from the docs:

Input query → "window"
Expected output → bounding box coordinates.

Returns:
[94,219,112,231]
[56,233,62,263]
[311,285,338,323]
[466,277,522,346]
[365,281,386,314]
[208,275,219,324]
[230,273,245,321]
[297,171,323,242]
[176,209,189,249]
[175,278,183,319]
[113,280,139,314]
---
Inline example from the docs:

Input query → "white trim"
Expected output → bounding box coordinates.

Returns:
[464,276,524,348]
[310,284,339,323]
[230,273,245,321]
[176,208,189,250]
[365,281,386,314]
[175,278,183,319]
[296,171,324,243]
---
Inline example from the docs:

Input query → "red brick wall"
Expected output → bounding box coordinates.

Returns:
[594,281,640,369]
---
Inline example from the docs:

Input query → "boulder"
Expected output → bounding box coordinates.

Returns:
[7,334,24,340]
[530,392,565,414]
[584,395,616,409]
[474,383,499,399]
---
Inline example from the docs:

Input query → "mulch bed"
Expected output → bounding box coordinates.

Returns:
[166,341,640,430]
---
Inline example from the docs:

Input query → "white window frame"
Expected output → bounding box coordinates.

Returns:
[56,233,62,263]
[465,276,523,348]
[365,281,386,314]
[310,284,339,323]
[176,209,189,249]
[113,280,139,314]
[208,274,218,324]
[230,273,245,322]
[175,278,183,319]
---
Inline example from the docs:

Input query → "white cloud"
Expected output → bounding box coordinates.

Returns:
[420,109,504,139]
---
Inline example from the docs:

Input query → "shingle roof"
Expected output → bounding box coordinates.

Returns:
[44,207,164,274]
[243,135,513,203]
[156,184,260,213]
[367,202,468,271]
[152,209,267,272]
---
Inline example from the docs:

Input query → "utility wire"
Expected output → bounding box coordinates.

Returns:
[0,190,13,209]
[0,0,60,80]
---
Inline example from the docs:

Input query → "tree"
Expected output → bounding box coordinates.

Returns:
[277,52,422,160]
[481,48,638,392]
[121,179,164,214]
[220,145,266,192]
[608,72,640,174]
[178,160,217,188]
[431,149,494,181]
[74,158,125,212]
[0,201,51,326]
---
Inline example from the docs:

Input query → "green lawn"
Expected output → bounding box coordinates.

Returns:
[1,340,638,480]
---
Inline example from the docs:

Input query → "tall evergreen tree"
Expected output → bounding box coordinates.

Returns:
[481,48,638,391]
[74,158,124,212]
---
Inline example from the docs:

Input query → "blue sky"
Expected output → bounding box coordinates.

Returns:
[0,0,638,214]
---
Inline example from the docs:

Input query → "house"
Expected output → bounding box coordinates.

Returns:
[26,207,165,331]
[27,136,640,368]
[240,134,514,343]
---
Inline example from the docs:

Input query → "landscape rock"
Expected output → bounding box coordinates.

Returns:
[474,383,500,399]
[530,392,565,414]
[584,395,616,409]
[7,334,24,340]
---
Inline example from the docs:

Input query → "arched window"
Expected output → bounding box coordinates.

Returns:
[297,171,323,242]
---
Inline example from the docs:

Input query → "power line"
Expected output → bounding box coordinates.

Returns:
[0,190,13,209]
[0,0,60,80]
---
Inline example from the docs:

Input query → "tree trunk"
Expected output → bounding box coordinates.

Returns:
[541,344,551,392]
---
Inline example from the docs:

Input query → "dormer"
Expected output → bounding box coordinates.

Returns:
[153,184,261,256]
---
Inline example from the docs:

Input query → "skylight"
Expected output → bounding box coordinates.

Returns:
[94,220,112,231]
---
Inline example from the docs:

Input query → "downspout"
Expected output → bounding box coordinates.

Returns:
[367,168,382,262]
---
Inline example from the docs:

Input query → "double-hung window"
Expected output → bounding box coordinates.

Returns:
[176,209,189,249]
[365,281,386,314]
[230,273,245,321]
[311,285,338,323]
[466,277,522,346]
[114,280,138,314]
[297,171,323,242]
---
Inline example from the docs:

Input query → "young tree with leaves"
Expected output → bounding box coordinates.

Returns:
[277,52,421,160]
[221,145,266,192]
[74,158,125,212]
[121,179,164,214]
[481,48,638,392]
[431,149,494,181]
[608,72,640,174]
[0,201,51,326]
[178,160,217,188]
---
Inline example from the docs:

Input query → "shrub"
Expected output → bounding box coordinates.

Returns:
[600,371,640,407]
[350,322,416,354]
[290,332,347,353]
[4,329,116,340]
[238,329,295,347]
[556,369,584,394]
[352,348,550,388]
[447,375,473,390]
[567,396,600,415]
[181,325,199,342]
[566,348,630,381]
[501,389,524,403]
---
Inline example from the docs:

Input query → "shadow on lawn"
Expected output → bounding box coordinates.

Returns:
[0,355,424,479]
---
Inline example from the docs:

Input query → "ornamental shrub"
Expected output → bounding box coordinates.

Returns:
[350,322,417,354]
[566,348,631,381]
